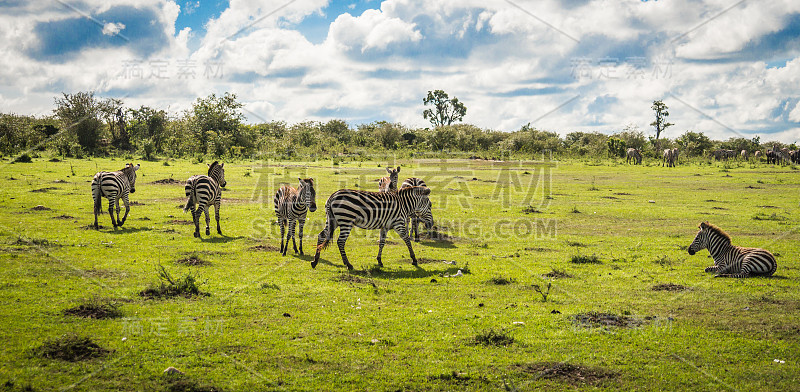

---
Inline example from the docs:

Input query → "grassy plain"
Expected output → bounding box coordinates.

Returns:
[0,156,798,391]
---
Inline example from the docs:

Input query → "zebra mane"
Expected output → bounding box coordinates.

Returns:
[208,161,220,174]
[702,222,731,243]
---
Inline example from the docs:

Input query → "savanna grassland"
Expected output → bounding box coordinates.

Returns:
[0,156,798,391]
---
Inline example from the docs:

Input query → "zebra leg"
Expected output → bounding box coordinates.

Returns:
[704,266,718,273]
[714,264,732,278]
[394,224,418,266]
[115,198,122,226]
[413,216,420,242]
[298,219,305,255]
[279,219,286,254]
[192,208,201,238]
[214,201,222,235]
[290,219,298,254]
[107,198,118,229]
[376,228,387,267]
[204,208,211,236]
[337,226,354,270]
[284,219,294,256]
[119,195,130,227]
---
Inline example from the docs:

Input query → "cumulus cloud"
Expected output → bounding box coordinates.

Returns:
[102,22,125,36]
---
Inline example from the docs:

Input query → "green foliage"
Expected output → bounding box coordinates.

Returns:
[606,137,627,158]
[32,333,109,361]
[650,100,673,144]
[472,329,516,346]
[677,131,713,157]
[422,89,467,127]
[139,265,207,299]
[570,254,602,264]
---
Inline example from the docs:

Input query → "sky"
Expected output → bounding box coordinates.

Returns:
[1,0,799,143]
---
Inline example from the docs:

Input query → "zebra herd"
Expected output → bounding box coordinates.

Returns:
[90,162,778,277]
[623,146,800,166]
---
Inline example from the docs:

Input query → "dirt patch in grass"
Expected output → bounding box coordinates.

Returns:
[543,268,573,279]
[522,205,542,214]
[176,253,210,266]
[651,283,688,291]
[161,375,226,392]
[333,274,376,286]
[421,230,460,242]
[472,329,516,346]
[525,247,555,252]
[428,371,490,386]
[129,201,145,206]
[30,187,58,193]
[33,333,110,361]
[152,178,182,185]
[63,300,122,319]
[487,276,514,285]
[168,219,194,225]
[513,362,615,386]
[757,205,780,209]
[600,196,619,200]
[413,257,450,264]
[613,192,633,196]
[52,214,75,220]
[566,241,587,247]
[12,237,57,247]
[249,244,279,251]
[711,206,727,210]
[30,205,51,211]
[571,312,642,328]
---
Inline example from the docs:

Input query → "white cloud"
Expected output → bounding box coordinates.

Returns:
[327,9,421,52]
[102,22,126,36]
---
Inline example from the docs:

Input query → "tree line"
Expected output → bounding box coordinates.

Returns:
[0,91,794,160]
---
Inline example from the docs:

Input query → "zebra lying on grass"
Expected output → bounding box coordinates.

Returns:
[274,178,317,255]
[687,222,777,278]
[378,167,400,192]
[92,163,140,230]
[184,161,226,238]
[401,177,434,242]
[312,186,433,270]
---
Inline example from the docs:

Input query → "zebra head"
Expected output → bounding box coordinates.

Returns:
[208,161,226,188]
[386,166,400,191]
[298,178,317,212]
[123,163,140,193]
[688,221,726,255]
[410,186,433,228]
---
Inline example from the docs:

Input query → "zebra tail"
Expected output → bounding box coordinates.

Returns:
[93,189,102,214]
[317,205,335,251]
[183,182,195,213]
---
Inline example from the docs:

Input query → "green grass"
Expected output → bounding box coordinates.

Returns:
[0,156,799,390]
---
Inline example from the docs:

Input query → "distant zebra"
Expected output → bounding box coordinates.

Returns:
[274,178,317,255]
[671,148,680,166]
[662,149,674,167]
[183,161,227,238]
[625,148,642,165]
[312,186,433,270]
[401,177,434,242]
[378,167,400,192]
[687,221,777,278]
[92,163,140,230]
[754,150,762,161]
[740,150,748,160]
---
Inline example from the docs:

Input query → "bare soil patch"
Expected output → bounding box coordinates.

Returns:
[30,205,51,211]
[651,283,688,291]
[152,178,182,185]
[571,312,643,328]
[31,187,58,193]
[249,244,279,252]
[513,362,615,386]
[33,333,110,361]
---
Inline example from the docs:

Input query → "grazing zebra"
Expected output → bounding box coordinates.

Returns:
[183,161,227,238]
[740,150,748,160]
[378,167,400,192]
[671,148,680,165]
[626,148,642,165]
[312,186,433,270]
[274,178,317,255]
[401,177,434,242]
[754,150,762,161]
[92,163,140,230]
[662,149,674,167]
[687,222,777,278]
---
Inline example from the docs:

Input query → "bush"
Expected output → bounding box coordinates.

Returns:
[139,265,207,299]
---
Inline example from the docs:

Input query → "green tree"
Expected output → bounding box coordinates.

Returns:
[650,100,673,150]
[188,93,247,156]
[53,92,103,151]
[677,131,713,157]
[422,90,467,127]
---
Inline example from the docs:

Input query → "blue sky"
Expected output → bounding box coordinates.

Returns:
[1,0,799,142]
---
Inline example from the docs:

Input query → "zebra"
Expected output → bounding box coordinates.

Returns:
[754,150,762,161]
[312,186,433,270]
[274,178,317,255]
[662,149,674,167]
[671,148,680,165]
[183,161,227,238]
[687,221,777,278]
[740,150,748,160]
[378,166,400,192]
[625,148,642,165]
[92,163,140,230]
[401,177,434,242]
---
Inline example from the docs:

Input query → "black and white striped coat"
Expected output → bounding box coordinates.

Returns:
[184,161,226,238]
[378,167,400,192]
[312,186,433,270]
[687,222,777,278]
[401,177,433,242]
[92,163,140,230]
[274,178,317,255]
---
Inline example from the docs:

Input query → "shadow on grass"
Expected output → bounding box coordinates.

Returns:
[351,265,462,280]
[418,239,457,249]
[105,226,153,234]
[199,235,245,244]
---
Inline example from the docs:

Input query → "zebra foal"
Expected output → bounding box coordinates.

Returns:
[184,161,227,238]
[312,186,433,270]
[92,163,140,230]
[378,166,400,192]
[401,177,434,242]
[274,178,317,255]
[687,222,777,278]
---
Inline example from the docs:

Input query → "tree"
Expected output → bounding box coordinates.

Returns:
[677,131,713,157]
[650,100,673,150]
[189,93,247,156]
[53,92,103,151]
[422,90,466,127]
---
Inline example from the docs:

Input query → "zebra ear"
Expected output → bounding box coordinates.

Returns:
[396,166,400,172]
[134,164,140,171]
[220,163,224,168]
[700,221,709,229]
[207,163,211,168]
[421,188,431,196]
[386,167,392,174]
